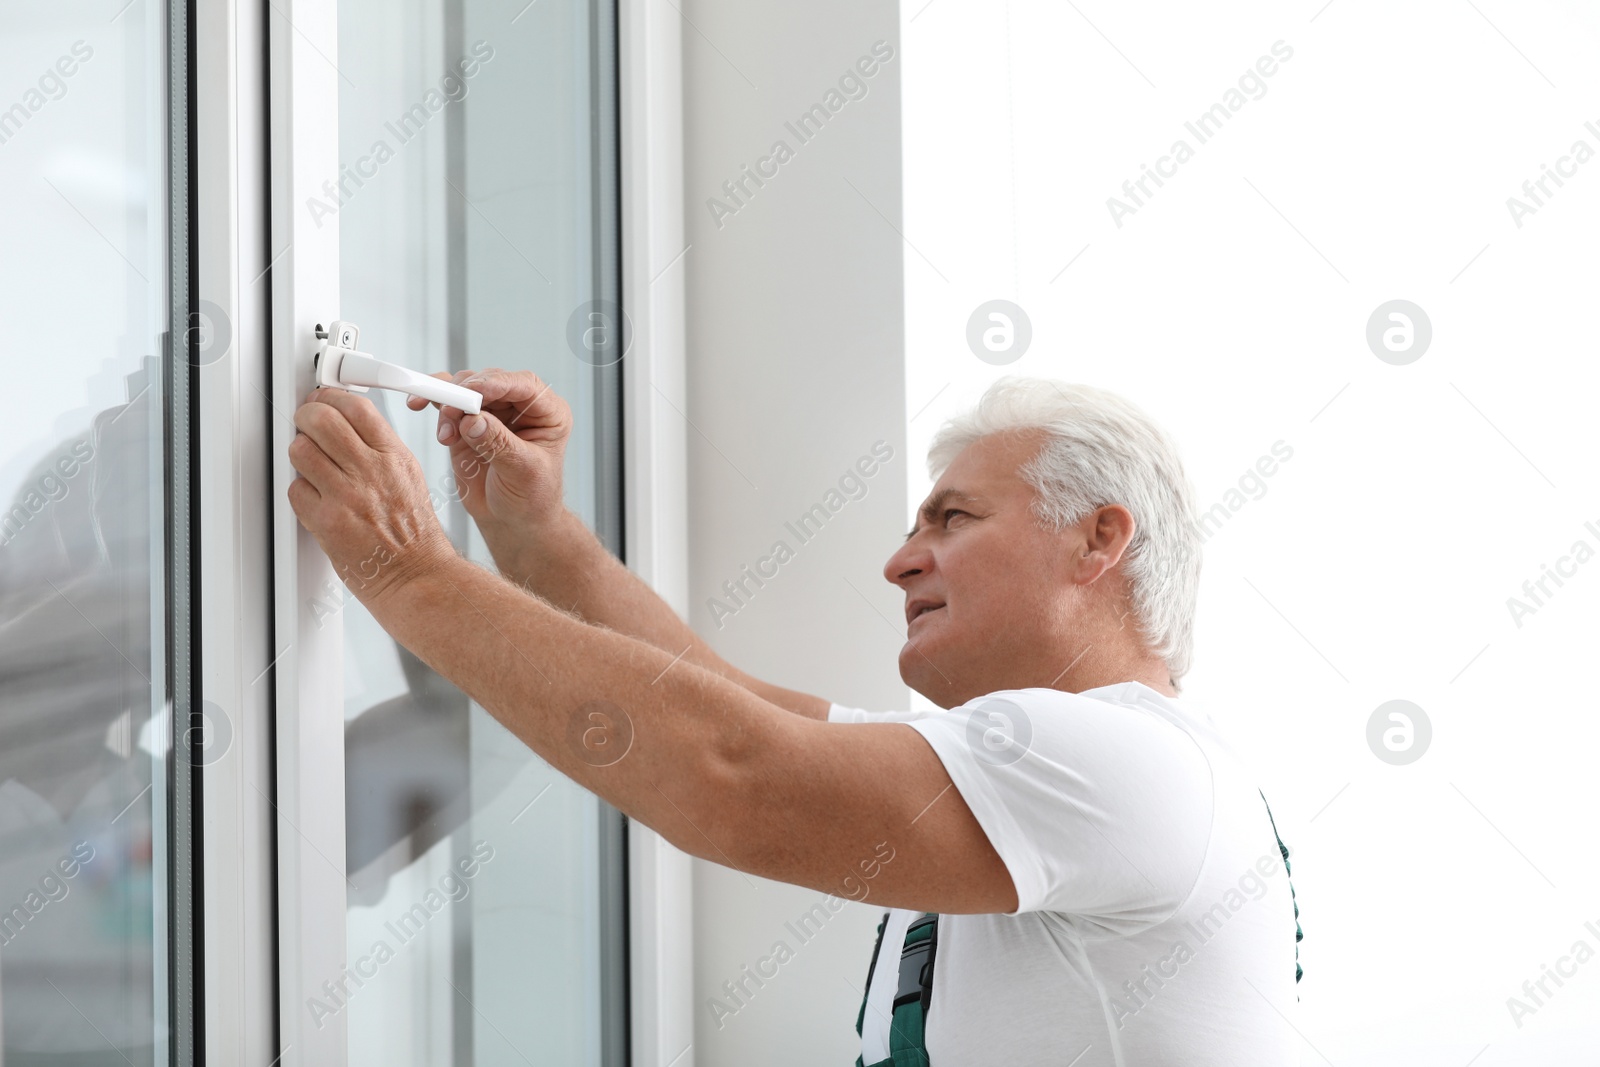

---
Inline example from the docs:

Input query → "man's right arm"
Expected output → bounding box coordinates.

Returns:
[486,506,829,720]
[411,368,829,721]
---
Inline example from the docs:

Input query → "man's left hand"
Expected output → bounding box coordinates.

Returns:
[287,387,456,603]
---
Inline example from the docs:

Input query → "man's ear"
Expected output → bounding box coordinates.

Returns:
[1072,504,1137,585]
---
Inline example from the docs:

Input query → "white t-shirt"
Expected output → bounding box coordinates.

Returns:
[830,682,1300,1066]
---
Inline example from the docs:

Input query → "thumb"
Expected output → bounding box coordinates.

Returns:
[455,409,536,484]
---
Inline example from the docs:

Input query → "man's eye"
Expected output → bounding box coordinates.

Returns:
[943,508,967,524]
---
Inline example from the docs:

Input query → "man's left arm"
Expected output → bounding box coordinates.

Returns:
[288,388,1017,915]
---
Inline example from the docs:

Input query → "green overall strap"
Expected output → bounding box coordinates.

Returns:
[1259,789,1303,986]
[854,913,938,1067]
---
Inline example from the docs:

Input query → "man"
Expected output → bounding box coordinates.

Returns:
[288,372,1302,1065]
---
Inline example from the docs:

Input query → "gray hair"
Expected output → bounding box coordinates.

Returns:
[927,377,1202,688]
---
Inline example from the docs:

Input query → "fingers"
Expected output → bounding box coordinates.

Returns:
[412,370,504,443]
[444,436,490,503]
[436,381,474,444]
[294,395,369,475]
[288,431,342,492]
[459,370,561,428]
[305,388,402,453]
[397,368,568,448]
[286,475,321,529]
[455,402,521,467]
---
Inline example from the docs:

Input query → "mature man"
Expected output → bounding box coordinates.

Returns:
[288,373,1302,1065]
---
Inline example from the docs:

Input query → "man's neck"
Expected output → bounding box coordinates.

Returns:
[1058,652,1177,699]
[921,650,1179,708]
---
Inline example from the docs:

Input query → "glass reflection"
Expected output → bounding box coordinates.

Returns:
[0,369,165,1067]
[0,0,173,1060]
[332,0,620,1062]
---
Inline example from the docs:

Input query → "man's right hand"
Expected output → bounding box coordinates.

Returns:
[410,366,829,721]
[407,368,571,536]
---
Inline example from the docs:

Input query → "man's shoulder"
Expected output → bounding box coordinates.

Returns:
[960,683,1201,738]
[970,681,1186,710]
[829,683,1210,750]
[882,685,1212,789]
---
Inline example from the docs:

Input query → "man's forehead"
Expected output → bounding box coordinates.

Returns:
[923,432,1038,501]
[906,434,1042,539]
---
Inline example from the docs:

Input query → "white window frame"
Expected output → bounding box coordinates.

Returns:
[196,0,278,1063]
[195,0,692,1062]
[263,0,348,1062]
[618,0,694,1062]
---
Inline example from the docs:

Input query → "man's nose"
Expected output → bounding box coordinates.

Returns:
[883,540,930,586]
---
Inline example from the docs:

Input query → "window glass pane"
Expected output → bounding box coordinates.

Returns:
[331,0,622,1062]
[0,5,173,1065]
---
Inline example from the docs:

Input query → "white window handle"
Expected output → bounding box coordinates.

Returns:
[313,319,483,415]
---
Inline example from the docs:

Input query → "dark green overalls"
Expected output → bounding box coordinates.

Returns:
[853,912,939,1067]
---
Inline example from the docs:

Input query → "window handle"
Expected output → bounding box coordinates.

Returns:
[313,319,483,415]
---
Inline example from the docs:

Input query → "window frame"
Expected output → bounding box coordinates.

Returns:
[196,0,281,1064]
[616,0,694,1063]
[193,0,693,1063]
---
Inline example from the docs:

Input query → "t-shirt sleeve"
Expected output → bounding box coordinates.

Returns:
[827,702,937,724]
[902,689,1214,923]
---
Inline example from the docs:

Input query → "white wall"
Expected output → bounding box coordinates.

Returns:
[679,0,907,1063]
[901,1,1600,1062]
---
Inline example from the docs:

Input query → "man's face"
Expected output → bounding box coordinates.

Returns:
[881,430,1105,708]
